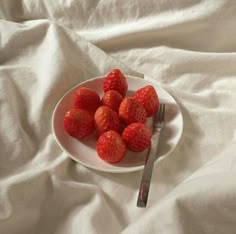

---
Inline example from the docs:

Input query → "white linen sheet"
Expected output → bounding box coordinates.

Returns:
[1,1,236,233]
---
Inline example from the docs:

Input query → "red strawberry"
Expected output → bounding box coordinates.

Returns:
[94,106,120,136]
[134,85,159,117]
[74,87,100,114]
[122,123,151,152]
[119,97,147,124]
[64,109,94,139]
[101,90,123,112]
[103,69,128,97]
[96,130,127,163]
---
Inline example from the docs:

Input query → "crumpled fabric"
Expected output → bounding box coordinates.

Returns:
[1,1,236,234]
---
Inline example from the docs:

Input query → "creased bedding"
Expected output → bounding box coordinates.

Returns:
[1,1,236,234]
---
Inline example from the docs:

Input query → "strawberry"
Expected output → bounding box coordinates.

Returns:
[96,130,127,163]
[64,109,94,139]
[94,106,121,136]
[101,90,123,112]
[122,122,151,152]
[134,85,159,117]
[119,97,147,124]
[103,69,128,97]
[74,87,100,114]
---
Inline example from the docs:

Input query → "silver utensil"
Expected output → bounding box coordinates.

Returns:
[137,104,166,207]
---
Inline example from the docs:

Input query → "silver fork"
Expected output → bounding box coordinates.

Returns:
[137,104,166,207]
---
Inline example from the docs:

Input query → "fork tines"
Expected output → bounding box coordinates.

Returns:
[155,104,166,129]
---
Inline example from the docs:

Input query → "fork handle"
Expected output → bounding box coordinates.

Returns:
[137,130,161,207]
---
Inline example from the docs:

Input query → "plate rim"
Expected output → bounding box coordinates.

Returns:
[51,75,183,173]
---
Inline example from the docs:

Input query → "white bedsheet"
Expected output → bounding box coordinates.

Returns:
[1,1,236,233]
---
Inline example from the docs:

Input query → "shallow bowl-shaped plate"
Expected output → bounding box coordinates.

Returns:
[52,75,183,173]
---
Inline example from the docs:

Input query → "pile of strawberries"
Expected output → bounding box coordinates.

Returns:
[64,69,159,163]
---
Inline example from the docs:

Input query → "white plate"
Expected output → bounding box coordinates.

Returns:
[52,75,183,173]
